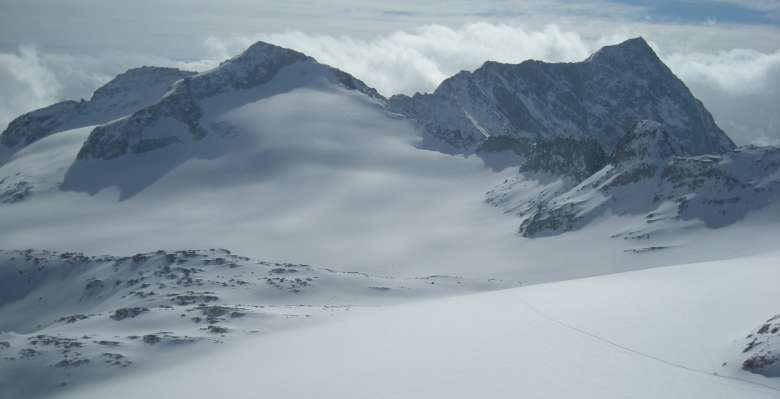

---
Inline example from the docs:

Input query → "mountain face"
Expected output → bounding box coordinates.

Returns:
[0,67,195,152]
[477,135,607,181]
[488,120,780,238]
[75,42,382,161]
[389,37,734,156]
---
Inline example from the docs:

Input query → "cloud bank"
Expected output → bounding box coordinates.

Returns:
[665,48,780,145]
[1,23,778,145]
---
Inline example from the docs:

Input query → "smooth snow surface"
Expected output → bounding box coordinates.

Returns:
[53,253,780,399]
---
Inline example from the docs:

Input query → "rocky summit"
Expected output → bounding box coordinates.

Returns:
[389,37,734,156]
[75,42,382,161]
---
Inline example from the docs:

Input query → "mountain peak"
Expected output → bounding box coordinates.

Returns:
[586,36,660,66]
[185,41,314,98]
[228,40,313,67]
[391,37,733,156]
[615,36,651,50]
[73,40,383,162]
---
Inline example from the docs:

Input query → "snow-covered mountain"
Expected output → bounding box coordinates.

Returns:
[75,42,381,162]
[0,67,195,155]
[389,37,734,155]
[1,37,778,269]
[0,37,776,268]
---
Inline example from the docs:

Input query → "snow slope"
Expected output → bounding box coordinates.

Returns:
[0,248,510,398]
[0,126,94,203]
[46,252,780,399]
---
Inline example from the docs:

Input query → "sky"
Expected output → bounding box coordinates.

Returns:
[0,0,779,145]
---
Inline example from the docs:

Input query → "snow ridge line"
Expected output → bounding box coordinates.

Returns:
[516,297,780,395]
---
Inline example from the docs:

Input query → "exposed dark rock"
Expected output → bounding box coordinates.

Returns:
[390,37,733,155]
[142,334,161,345]
[110,307,150,321]
[54,358,90,368]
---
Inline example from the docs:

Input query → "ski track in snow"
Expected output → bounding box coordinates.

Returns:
[516,297,780,395]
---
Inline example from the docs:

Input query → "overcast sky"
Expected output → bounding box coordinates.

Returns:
[1,0,779,144]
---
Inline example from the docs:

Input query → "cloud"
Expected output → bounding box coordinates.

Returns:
[665,48,780,145]
[0,46,216,131]
[0,46,64,129]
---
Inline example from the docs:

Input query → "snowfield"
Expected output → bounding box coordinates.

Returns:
[44,252,780,399]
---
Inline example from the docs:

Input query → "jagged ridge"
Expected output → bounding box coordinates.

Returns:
[0,67,195,150]
[500,121,780,238]
[390,37,734,156]
[76,42,383,161]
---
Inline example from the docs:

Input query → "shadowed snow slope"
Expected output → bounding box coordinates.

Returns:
[51,252,780,399]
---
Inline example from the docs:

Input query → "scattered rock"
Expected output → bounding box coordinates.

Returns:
[110,307,150,321]
[58,314,90,324]
[204,325,229,334]
[142,334,161,345]
[54,358,90,368]
[19,348,40,358]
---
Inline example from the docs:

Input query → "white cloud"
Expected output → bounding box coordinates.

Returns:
[665,49,780,145]
[0,46,64,128]
[666,48,780,95]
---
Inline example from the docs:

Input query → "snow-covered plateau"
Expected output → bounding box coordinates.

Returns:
[1,37,778,398]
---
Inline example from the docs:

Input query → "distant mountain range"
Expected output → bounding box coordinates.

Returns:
[1,37,776,238]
